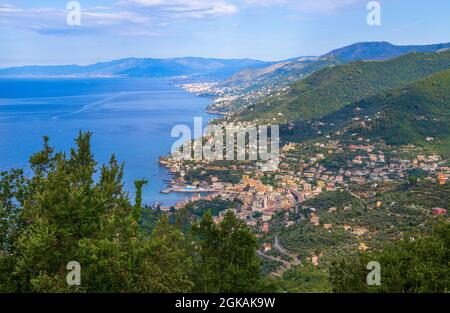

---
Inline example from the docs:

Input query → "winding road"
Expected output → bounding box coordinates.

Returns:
[258,236,301,276]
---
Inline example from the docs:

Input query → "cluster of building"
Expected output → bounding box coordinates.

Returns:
[161,136,449,233]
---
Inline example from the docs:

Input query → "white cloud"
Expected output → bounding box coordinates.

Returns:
[0,0,362,38]
[0,3,23,13]
[120,0,238,18]
[83,11,151,25]
[243,0,289,6]
[294,0,364,13]
[119,29,160,37]
[0,4,155,36]
[243,0,364,13]
[0,1,238,37]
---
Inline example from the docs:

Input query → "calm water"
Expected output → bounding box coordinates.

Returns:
[0,78,213,205]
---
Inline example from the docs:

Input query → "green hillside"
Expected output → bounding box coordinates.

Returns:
[280,69,450,155]
[359,69,450,149]
[237,50,450,123]
[223,56,339,90]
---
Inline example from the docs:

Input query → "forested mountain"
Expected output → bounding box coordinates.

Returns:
[237,50,450,122]
[225,42,448,86]
[359,70,450,149]
[280,69,450,156]
[208,42,450,114]
[323,41,450,62]
[223,42,450,88]
[222,56,332,87]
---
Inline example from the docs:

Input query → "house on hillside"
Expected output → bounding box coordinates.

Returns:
[432,208,447,215]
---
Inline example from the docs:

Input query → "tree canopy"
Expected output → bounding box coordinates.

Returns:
[0,132,263,293]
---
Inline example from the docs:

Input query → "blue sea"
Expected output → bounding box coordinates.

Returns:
[0,78,213,206]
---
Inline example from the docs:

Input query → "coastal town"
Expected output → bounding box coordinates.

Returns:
[160,135,450,233]
[2,0,449,296]
[179,81,290,115]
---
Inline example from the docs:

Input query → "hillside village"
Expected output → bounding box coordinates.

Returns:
[161,136,449,229]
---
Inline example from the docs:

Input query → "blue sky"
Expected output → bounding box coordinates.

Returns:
[0,0,449,66]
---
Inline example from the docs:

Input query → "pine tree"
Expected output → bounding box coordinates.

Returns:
[0,132,195,292]
[192,210,262,292]
[329,221,450,292]
[133,179,148,224]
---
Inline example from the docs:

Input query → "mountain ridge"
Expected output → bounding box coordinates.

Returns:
[325,41,450,62]
[206,41,450,114]
[222,41,450,87]
[3,41,449,81]
[279,68,450,151]
[235,49,450,123]
[0,57,272,79]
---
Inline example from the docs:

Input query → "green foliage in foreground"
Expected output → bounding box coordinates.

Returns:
[329,221,450,293]
[267,264,332,293]
[1,132,447,293]
[191,211,262,293]
[0,132,264,293]
[173,196,242,233]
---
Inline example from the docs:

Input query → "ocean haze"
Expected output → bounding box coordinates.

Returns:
[0,57,273,80]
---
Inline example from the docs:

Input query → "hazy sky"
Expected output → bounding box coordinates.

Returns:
[1,0,449,66]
